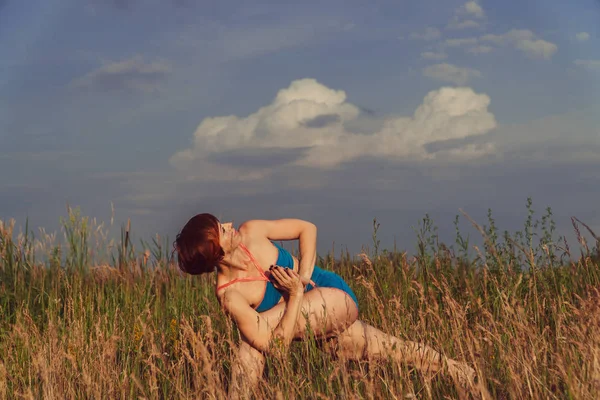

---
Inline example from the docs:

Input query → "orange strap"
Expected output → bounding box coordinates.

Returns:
[216,243,269,292]
[239,243,270,279]
[216,275,268,291]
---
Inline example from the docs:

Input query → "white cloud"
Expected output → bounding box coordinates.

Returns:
[574,59,600,71]
[170,79,497,172]
[481,29,557,59]
[70,55,170,92]
[515,39,558,59]
[422,63,482,85]
[576,32,590,42]
[464,1,485,19]
[448,1,485,30]
[410,27,441,41]
[421,51,448,60]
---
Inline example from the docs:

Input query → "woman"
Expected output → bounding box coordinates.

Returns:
[175,214,480,397]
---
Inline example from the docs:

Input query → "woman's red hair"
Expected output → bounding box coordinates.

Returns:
[175,213,224,275]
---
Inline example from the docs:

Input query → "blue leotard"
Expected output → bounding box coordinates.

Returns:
[216,242,359,313]
[256,243,359,312]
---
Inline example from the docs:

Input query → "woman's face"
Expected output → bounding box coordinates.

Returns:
[219,222,237,250]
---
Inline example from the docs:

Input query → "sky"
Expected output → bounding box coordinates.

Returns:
[1,0,599,256]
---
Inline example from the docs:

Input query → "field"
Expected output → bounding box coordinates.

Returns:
[1,202,599,399]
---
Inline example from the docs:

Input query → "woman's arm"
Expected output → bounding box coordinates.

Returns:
[221,267,304,353]
[268,266,305,346]
[240,219,318,282]
[297,223,317,283]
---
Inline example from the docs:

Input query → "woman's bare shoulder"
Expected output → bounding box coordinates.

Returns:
[238,220,273,245]
[217,288,247,312]
[238,219,270,233]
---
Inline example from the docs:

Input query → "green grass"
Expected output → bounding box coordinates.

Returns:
[1,200,599,399]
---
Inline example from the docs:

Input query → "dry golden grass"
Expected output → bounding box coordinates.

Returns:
[1,207,599,399]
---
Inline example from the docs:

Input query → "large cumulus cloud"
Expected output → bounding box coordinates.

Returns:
[170,78,497,174]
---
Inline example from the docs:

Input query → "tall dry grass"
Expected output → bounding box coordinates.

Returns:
[1,202,599,399]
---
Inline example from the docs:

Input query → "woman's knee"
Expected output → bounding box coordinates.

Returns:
[328,321,368,360]
[301,289,358,332]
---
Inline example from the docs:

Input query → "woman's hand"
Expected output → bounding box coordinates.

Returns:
[269,265,304,298]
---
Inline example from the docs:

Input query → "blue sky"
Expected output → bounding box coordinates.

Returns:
[1,0,599,255]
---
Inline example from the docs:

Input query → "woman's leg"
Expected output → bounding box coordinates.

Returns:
[229,340,265,399]
[231,288,481,396]
[332,321,478,390]
[260,287,360,339]
[229,288,357,398]
[232,287,482,396]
